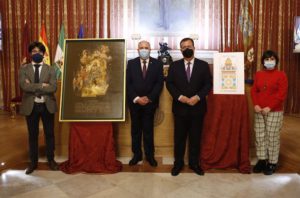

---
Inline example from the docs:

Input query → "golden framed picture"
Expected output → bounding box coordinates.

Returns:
[59,39,126,122]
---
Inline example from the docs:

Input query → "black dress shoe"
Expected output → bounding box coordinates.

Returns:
[48,160,59,171]
[129,155,142,166]
[146,157,158,167]
[263,163,277,175]
[253,160,266,173]
[189,165,204,176]
[171,165,183,176]
[25,164,37,175]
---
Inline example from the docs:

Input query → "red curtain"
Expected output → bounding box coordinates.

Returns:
[0,0,108,110]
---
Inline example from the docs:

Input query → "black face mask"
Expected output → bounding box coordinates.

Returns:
[31,53,44,63]
[182,48,194,58]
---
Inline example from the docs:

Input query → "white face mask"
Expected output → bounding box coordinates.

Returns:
[264,60,276,69]
[139,49,150,59]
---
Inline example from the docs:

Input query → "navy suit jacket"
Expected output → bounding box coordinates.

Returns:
[166,58,212,116]
[126,57,164,109]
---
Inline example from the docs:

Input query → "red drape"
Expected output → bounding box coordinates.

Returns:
[60,122,122,174]
[201,93,251,174]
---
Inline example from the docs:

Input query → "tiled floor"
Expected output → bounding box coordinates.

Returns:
[1,170,300,198]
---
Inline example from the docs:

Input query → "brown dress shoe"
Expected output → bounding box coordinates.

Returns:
[48,160,59,170]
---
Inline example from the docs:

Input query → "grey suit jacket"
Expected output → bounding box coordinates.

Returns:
[19,63,57,116]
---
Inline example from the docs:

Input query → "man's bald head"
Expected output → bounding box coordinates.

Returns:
[138,40,151,50]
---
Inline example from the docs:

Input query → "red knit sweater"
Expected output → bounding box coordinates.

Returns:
[251,69,288,112]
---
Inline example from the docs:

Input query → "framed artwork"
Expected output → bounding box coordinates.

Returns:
[133,0,195,36]
[213,52,245,95]
[293,16,300,53]
[0,13,2,51]
[59,39,126,122]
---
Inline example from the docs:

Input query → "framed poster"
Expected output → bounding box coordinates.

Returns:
[59,39,126,122]
[213,52,244,95]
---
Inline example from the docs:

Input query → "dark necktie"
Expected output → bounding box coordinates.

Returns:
[186,62,191,82]
[34,64,41,98]
[34,64,40,83]
[142,60,147,79]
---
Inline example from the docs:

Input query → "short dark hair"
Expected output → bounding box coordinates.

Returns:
[261,50,279,65]
[180,38,194,48]
[28,41,46,54]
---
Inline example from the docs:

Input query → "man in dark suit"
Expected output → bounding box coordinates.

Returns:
[126,40,164,167]
[19,41,59,174]
[166,38,212,176]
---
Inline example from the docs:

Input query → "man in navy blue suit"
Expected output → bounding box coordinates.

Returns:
[166,38,212,176]
[126,40,164,167]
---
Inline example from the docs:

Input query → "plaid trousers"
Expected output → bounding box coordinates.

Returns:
[254,111,283,164]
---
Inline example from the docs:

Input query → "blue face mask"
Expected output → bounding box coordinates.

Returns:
[139,49,150,60]
[31,53,44,63]
[264,60,276,70]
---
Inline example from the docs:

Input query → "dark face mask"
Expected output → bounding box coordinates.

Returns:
[31,53,44,63]
[182,48,194,58]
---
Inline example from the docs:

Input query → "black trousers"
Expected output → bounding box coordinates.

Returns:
[129,106,156,158]
[174,113,205,167]
[26,103,55,165]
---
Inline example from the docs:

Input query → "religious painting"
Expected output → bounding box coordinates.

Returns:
[59,39,126,121]
[134,0,195,35]
[213,52,244,95]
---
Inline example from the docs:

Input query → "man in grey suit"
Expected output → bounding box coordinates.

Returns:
[19,41,58,174]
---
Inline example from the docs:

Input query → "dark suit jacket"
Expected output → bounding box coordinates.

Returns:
[19,63,57,116]
[126,57,164,109]
[166,58,212,116]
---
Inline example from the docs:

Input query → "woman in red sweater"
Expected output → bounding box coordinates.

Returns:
[251,50,288,175]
